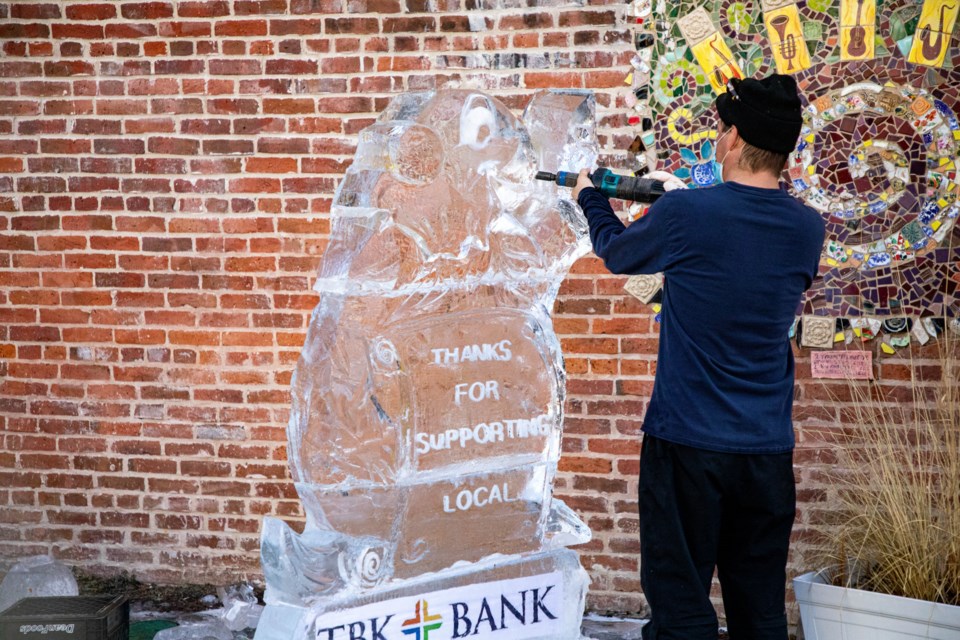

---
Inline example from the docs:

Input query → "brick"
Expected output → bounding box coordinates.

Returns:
[281,176,333,193]
[214,20,268,37]
[11,215,57,231]
[106,23,159,40]
[0,235,34,252]
[173,178,225,194]
[270,19,324,35]
[234,0,287,13]
[20,80,70,98]
[499,13,553,30]
[18,118,67,135]
[0,22,50,38]
[210,60,262,76]
[181,118,231,135]
[71,118,122,135]
[181,461,232,477]
[122,177,171,192]
[51,23,104,39]
[11,3,60,18]
[383,16,435,32]
[150,99,203,115]
[222,41,246,55]
[586,70,630,89]
[204,139,254,155]
[47,511,96,526]
[264,98,315,114]
[127,78,179,96]
[301,158,350,174]
[228,178,281,193]
[147,44,170,60]
[524,71,584,89]
[236,463,287,478]
[91,138,144,155]
[16,175,64,194]
[120,2,174,19]
[0,99,41,116]
[11,326,61,342]
[4,40,28,55]
[147,137,201,155]
[178,1,230,16]
[245,157,298,173]
[558,456,612,474]
[68,176,121,193]
[207,98,260,115]
[66,3,117,19]
[60,291,113,306]
[0,138,40,155]
[0,61,43,77]
[37,139,89,155]
[325,17,379,34]
[346,0,400,10]
[265,59,318,75]
[292,0,342,11]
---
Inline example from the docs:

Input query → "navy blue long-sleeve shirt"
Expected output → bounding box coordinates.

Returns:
[578,181,825,453]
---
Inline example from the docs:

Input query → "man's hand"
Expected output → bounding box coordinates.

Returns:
[572,169,593,201]
[646,170,687,192]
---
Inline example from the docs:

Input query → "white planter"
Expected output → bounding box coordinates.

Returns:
[794,570,960,640]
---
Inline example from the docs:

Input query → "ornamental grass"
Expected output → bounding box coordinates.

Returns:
[820,335,960,606]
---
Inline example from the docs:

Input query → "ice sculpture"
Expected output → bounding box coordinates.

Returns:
[256,89,597,640]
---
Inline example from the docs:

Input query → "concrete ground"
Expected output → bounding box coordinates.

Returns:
[581,616,738,640]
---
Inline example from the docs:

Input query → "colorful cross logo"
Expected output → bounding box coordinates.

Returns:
[401,599,442,640]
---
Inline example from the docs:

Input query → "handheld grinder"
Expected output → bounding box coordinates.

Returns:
[536,167,666,204]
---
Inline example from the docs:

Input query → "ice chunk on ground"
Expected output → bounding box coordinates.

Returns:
[218,584,264,631]
[0,555,79,613]
[581,614,648,640]
[154,614,234,640]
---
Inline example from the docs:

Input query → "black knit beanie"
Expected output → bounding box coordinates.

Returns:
[715,74,803,154]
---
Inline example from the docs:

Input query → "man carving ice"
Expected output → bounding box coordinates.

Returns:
[573,74,826,639]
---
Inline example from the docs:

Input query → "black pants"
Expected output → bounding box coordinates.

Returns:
[639,435,796,640]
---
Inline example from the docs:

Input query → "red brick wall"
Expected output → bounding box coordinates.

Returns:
[0,0,930,623]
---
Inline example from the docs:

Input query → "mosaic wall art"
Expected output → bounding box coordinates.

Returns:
[622,0,960,348]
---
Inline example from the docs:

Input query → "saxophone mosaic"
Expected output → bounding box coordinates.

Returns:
[623,0,960,347]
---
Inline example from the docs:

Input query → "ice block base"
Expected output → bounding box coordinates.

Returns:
[254,548,589,640]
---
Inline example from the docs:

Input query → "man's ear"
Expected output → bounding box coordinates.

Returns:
[728,125,744,149]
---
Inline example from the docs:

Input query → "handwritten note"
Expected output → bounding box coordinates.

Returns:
[811,350,874,379]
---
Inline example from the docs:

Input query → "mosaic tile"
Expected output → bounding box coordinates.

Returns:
[626,0,960,342]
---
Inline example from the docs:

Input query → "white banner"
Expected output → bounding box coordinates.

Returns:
[310,571,565,640]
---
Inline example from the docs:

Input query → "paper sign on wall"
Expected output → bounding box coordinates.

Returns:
[811,351,874,379]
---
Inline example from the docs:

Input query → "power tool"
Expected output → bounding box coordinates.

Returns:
[536,167,666,203]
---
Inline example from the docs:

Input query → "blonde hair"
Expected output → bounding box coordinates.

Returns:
[718,121,789,177]
[738,141,789,177]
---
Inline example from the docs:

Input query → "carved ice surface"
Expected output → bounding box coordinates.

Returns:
[256,90,597,640]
